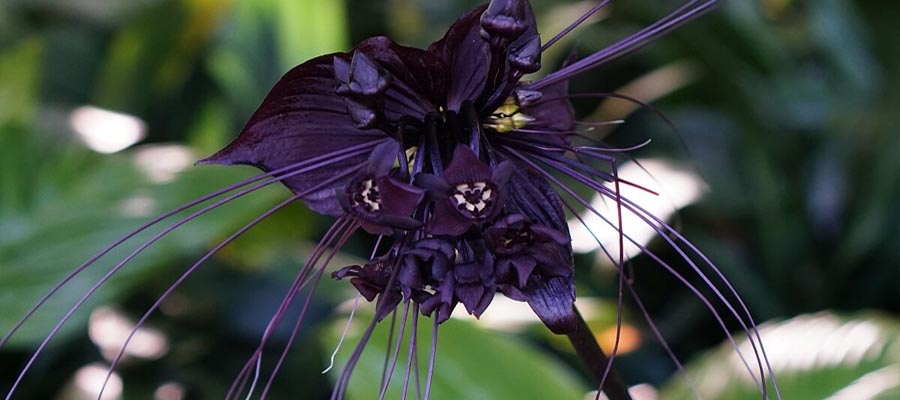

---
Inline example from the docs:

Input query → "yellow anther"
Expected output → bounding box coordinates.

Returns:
[484,100,535,133]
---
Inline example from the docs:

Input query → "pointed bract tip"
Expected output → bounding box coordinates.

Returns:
[481,0,530,39]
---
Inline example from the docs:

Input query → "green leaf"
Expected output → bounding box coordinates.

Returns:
[321,310,587,400]
[660,312,900,399]
[0,141,289,347]
[274,0,347,71]
[0,37,42,124]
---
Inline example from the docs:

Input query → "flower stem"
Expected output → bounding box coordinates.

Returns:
[567,306,633,400]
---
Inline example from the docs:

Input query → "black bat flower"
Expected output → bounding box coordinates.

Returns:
[3,1,782,400]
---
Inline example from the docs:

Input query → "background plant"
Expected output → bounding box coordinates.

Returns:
[1,0,897,399]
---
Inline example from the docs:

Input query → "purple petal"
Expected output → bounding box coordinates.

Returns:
[355,36,445,120]
[350,278,383,302]
[338,51,390,97]
[472,289,495,317]
[480,0,530,39]
[366,140,401,176]
[377,176,425,217]
[198,53,392,216]
[454,262,482,284]
[413,173,453,199]
[428,199,473,236]
[524,276,576,334]
[508,35,542,73]
[398,262,424,298]
[442,145,493,185]
[511,50,577,150]
[509,255,537,288]
[375,291,403,321]
[455,284,486,315]
[332,265,363,280]
[428,5,490,110]
[500,284,527,302]
[531,223,570,245]
[506,166,570,235]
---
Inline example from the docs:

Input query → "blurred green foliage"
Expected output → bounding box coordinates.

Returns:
[0,0,897,399]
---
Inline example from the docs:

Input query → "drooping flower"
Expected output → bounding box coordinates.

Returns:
[3,1,783,399]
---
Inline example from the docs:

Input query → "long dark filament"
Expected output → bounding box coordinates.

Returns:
[229,217,355,399]
[99,165,364,399]
[564,200,701,398]
[400,303,420,400]
[4,144,377,400]
[598,153,627,399]
[541,0,612,51]
[502,146,775,395]
[258,219,361,399]
[423,317,438,400]
[0,140,379,353]
[322,234,386,376]
[378,302,412,400]
[226,216,359,400]
[97,193,304,399]
[380,311,400,391]
[506,138,633,399]
[531,0,721,90]
[3,138,369,399]
[331,234,414,399]
[566,308,632,400]
[331,315,379,400]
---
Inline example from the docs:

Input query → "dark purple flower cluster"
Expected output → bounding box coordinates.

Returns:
[202,0,583,334]
[2,1,783,399]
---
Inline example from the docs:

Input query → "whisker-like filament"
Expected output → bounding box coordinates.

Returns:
[322,232,385,376]
[323,293,362,375]
[400,303,420,400]
[532,0,721,90]
[541,0,612,52]
[227,216,360,400]
[6,2,784,398]
[423,318,438,400]
[94,163,364,400]
[574,119,627,127]
[380,310,400,391]
[225,216,353,399]
[566,194,701,398]
[625,281,703,398]
[379,302,411,400]
[96,193,304,399]
[618,196,782,398]
[597,146,626,398]
[0,142,375,352]
[503,146,771,394]
[332,315,379,400]
[260,219,362,399]
[1,142,376,344]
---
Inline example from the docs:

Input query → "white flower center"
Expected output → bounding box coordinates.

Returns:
[353,179,381,212]
[453,182,493,216]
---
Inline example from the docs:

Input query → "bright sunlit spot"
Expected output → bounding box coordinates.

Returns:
[458,296,608,331]
[587,383,658,400]
[132,144,196,183]
[596,323,642,355]
[732,313,884,375]
[568,158,706,261]
[691,312,900,398]
[69,106,147,154]
[64,363,123,400]
[154,382,186,400]
[88,306,169,362]
[117,194,157,217]
[825,365,900,400]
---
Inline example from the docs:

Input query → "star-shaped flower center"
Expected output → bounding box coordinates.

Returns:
[351,178,382,212]
[453,181,493,217]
